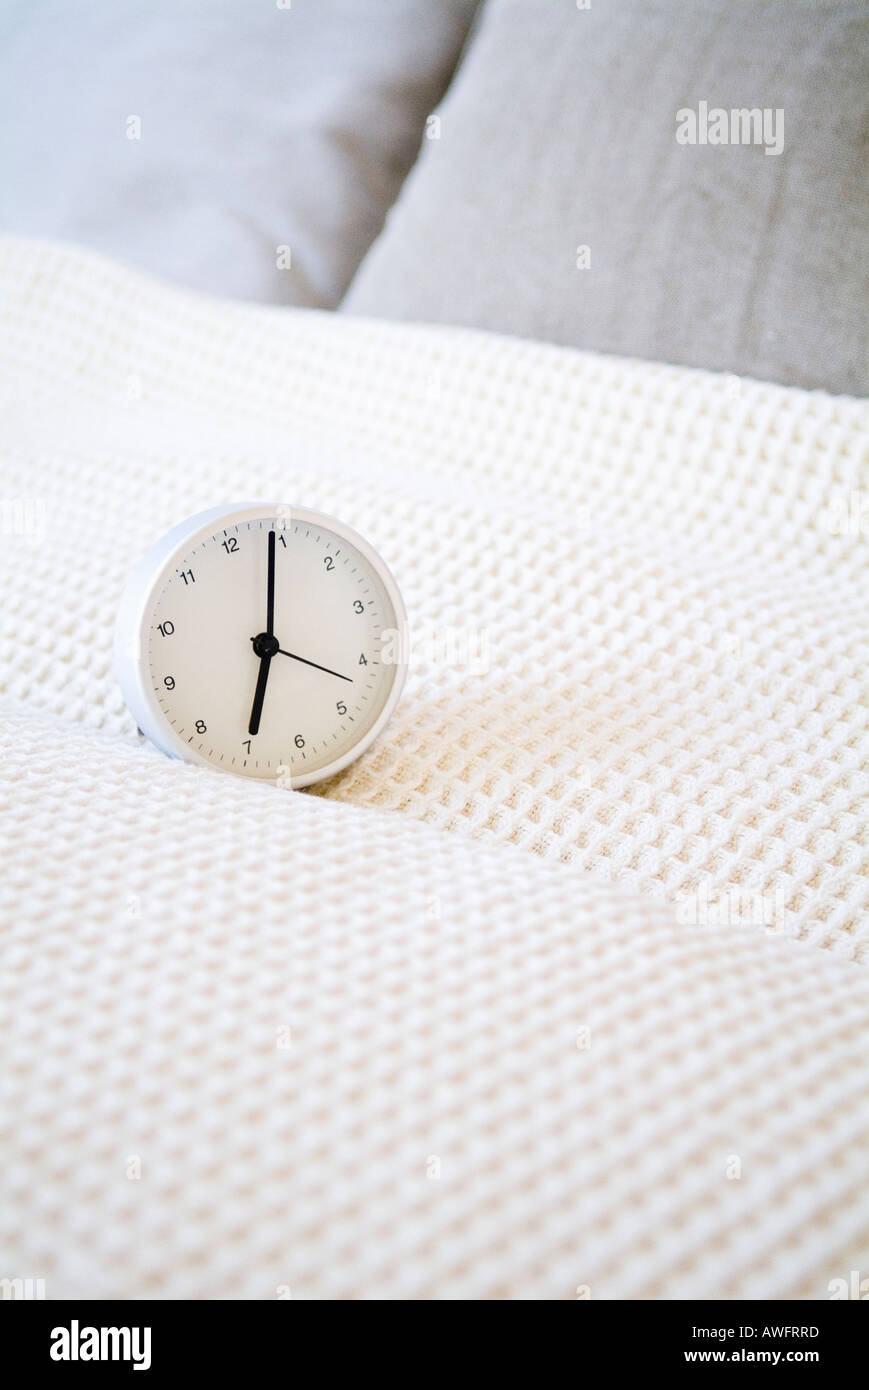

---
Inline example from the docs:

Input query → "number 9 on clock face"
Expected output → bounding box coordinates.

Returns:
[114,503,409,785]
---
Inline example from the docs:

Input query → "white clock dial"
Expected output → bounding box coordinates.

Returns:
[114,504,408,785]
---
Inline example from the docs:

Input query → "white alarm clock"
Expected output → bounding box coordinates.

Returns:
[114,503,409,786]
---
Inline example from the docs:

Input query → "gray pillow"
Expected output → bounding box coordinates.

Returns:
[343,0,869,395]
[0,0,479,306]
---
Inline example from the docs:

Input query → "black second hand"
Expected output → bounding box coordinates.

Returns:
[248,643,353,683]
[277,648,353,682]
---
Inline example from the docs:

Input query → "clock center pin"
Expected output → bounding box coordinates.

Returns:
[251,632,280,659]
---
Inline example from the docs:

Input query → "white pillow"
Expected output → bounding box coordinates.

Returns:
[0,0,478,305]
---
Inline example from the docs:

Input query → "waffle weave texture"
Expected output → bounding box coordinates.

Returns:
[0,239,867,1298]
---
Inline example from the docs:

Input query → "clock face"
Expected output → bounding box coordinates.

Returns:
[132,507,406,783]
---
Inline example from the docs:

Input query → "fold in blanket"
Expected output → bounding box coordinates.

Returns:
[1,240,867,961]
[1,704,867,1298]
[0,240,867,1297]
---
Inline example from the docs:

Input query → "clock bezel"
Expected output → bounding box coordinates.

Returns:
[114,501,409,787]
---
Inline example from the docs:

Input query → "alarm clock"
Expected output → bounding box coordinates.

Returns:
[114,503,409,786]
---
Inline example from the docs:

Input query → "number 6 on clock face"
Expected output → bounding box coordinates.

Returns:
[114,503,409,786]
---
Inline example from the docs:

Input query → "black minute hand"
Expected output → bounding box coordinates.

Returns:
[248,530,278,736]
[266,529,275,635]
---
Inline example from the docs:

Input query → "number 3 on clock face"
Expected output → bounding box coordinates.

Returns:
[114,503,409,786]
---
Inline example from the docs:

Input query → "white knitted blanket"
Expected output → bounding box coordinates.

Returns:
[1,240,867,1299]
